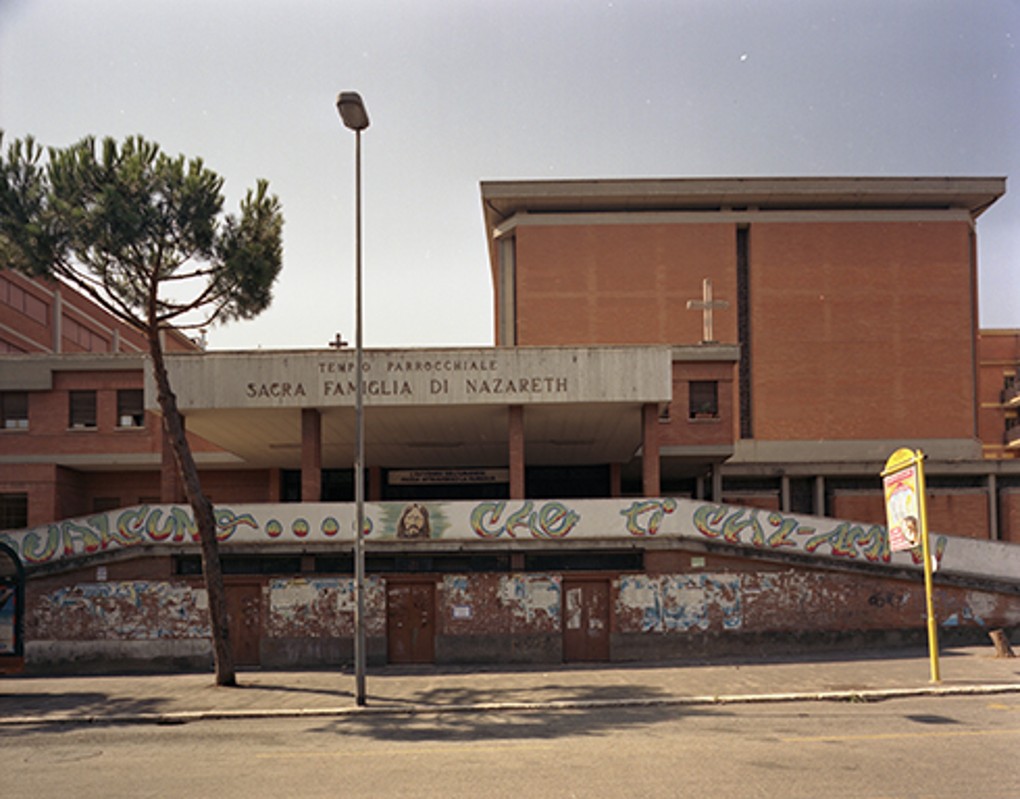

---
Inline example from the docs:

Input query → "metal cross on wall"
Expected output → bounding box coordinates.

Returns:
[328,333,349,349]
[685,278,729,343]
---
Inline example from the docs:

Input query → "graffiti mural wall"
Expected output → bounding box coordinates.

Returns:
[4,498,1018,585]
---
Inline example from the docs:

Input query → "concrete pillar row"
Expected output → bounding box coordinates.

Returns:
[301,408,322,502]
[642,403,660,497]
[509,405,525,499]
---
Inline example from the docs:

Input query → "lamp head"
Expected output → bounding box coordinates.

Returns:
[337,92,370,131]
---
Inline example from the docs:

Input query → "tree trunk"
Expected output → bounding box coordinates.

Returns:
[989,629,1016,659]
[148,332,237,687]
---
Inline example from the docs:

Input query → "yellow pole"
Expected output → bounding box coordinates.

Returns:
[914,450,941,683]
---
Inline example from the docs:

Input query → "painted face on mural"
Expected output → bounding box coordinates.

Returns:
[397,503,431,540]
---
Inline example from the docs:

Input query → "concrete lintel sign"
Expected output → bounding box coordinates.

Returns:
[155,346,672,410]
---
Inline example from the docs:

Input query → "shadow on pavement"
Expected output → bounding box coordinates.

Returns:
[0,690,171,735]
[311,682,732,743]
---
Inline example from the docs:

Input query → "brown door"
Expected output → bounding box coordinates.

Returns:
[563,579,610,662]
[386,581,436,664]
[225,583,262,667]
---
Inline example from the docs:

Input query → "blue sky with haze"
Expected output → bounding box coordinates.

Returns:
[2,0,1017,349]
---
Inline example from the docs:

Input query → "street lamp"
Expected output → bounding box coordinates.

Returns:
[337,90,369,706]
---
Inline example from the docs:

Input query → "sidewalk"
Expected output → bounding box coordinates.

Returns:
[1,646,1018,726]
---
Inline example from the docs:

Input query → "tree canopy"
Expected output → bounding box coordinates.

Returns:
[0,132,283,333]
[0,132,285,686]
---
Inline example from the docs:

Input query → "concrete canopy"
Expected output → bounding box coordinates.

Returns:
[156,346,672,470]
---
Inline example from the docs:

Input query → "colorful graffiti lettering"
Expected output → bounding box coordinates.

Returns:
[1,506,257,565]
[694,504,911,560]
[621,498,678,536]
[693,504,776,547]
[764,512,806,548]
[692,504,949,568]
[803,521,891,562]
[470,501,580,539]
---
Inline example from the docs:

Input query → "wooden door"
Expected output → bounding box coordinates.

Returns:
[225,583,262,667]
[386,581,436,664]
[563,579,610,662]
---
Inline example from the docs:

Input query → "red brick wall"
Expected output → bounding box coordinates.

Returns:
[830,492,886,526]
[831,489,990,540]
[1,270,197,354]
[749,221,975,441]
[514,223,736,346]
[722,493,780,511]
[1000,488,1020,544]
[977,330,1020,459]
[660,361,737,447]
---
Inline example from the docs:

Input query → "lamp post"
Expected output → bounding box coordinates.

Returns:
[337,90,369,706]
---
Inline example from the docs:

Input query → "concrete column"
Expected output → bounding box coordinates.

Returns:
[609,463,622,498]
[988,473,1000,541]
[780,475,791,512]
[814,475,826,517]
[695,475,705,500]
[642,403,660,497]
[508,405,525,499]
[160,424,185,503]
[369,466,383,502]
[301,409,322,502]
[711,467,723,503]
[267,468,283,502]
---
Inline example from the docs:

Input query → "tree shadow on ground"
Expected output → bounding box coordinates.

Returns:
[0,690,170,735]
[313,681,732,744]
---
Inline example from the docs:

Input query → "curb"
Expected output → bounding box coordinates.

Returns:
[2,683,1018,728]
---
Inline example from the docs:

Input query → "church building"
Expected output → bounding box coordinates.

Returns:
[1,176,1018,671]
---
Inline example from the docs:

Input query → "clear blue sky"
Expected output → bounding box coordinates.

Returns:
[2,0,1017,349]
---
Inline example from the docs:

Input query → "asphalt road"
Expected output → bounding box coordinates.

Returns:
[4,694,1019,798]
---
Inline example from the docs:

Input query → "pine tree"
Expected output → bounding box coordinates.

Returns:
[0,133,284,686]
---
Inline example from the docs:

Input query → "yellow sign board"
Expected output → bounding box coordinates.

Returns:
[881,448,940,683]
[882,448,922,552]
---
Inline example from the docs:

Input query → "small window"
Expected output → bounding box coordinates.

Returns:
[0,392,28,430]
[689,381,719,419]
[92,497,120,512]
[0,493,28,529]
[117,389,144,428]
[69,390,97,428]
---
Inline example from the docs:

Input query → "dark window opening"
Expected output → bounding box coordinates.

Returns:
[175,555,303,576]
[323,469,355,502]
[524,550,643,572]
[117,389,144,428]
[788,477,816,515]
[382,477,509,501]
[688,381,719,418]
[69,390,97,429]
[93,497,120,513]
[737,226,752,438]
[526,465,610,499]
[281,469,301,502]
[368,552,511,574]
[280,469,356,503]
[314,554,354,574]
[1,392,28,430]
[0,493,28,529]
